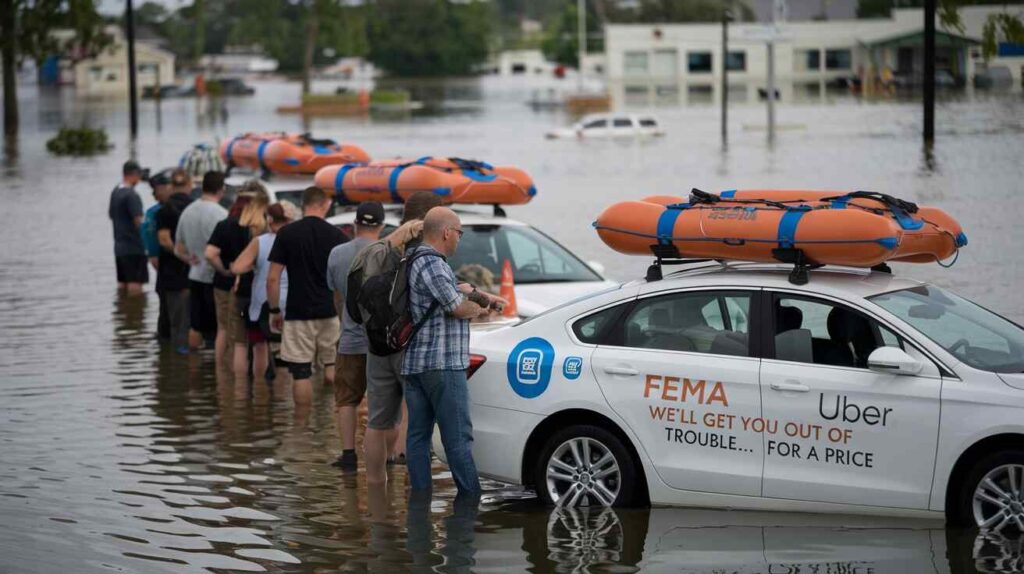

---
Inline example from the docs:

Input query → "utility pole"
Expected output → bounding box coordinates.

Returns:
[126,0,139,142]
[923,0,935,143]
[721,10,730,145]
[577,0,586,92]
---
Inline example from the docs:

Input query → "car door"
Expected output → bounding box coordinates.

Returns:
[759,291,942,509]
[590,288,764,496]
[611,116,636,137]
[579,118,609,138]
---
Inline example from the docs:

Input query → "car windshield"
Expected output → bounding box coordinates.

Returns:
[869,285,1024,372]
[448,224,602,285]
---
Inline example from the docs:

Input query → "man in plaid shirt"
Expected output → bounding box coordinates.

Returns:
[402,207,505,493]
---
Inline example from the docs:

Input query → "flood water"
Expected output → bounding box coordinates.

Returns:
[1,76,1023,572]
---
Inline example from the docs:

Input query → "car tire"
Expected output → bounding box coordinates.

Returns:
[534,425,641,508]
[951,449,1024,530]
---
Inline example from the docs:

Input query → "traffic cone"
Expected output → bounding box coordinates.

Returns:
[500,259,518,317]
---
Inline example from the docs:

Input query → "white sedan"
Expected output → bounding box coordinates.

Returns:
[546,113,666,139]
[454,261,1024,529]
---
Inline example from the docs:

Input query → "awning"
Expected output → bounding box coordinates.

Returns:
[860,29,981,50]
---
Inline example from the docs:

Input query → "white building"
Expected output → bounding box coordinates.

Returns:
[199,48,279,75]
[604,6,1021,107]
[72,26,175,96]
[497,49,555,75]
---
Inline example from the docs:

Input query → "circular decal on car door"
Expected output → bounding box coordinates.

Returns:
[507,337,555,399]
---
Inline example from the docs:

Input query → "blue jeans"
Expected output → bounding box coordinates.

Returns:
[405,369,481,493]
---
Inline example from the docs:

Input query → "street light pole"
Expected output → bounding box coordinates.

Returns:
[923,0,935,143]
[577,0,585,92]
[721,11,730,145]
[125,0,139,142]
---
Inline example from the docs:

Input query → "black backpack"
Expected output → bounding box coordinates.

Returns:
[349,248,444,356]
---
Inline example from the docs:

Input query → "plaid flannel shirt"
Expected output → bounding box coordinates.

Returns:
[401,245,470,375]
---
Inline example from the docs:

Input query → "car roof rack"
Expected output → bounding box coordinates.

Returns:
[646,244,894,285]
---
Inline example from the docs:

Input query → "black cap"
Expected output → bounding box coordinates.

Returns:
[148,168,174,189]
[123,160,142,176]
[355,201,385,226]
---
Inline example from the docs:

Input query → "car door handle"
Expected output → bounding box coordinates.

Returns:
[770,381,810,393]
[603,366,639,377]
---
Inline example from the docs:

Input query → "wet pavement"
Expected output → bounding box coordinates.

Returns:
[1,76,1023,572]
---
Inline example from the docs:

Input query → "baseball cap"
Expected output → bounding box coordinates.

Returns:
[355,201,385,226]
[148,168,175,190]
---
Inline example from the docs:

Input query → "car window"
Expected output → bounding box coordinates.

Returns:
[870,285,1024,372]
[573,305,623,344]
[620,291,751,356]
[448,225,601,285]
[773,296,895,369]
[612,118,632,128]
[582,119,607,129]
[639,118,658,127]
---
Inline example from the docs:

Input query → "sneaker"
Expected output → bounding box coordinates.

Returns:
[175,345,190,355]
[330,451,358,471]
[387,453,406,466]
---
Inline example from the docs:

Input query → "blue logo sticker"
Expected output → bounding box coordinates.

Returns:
[563,356,583,380]
[507,337,555,399]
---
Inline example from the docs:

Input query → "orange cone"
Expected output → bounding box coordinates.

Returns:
[500,259,518,317]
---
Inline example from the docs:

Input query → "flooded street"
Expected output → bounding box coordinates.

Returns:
[1,76,1024,572]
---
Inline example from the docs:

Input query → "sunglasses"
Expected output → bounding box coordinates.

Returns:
[449,227,464,239]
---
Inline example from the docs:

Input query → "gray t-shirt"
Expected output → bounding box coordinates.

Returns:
[175,198,227,284]
[326,236,372,354]
[109,184,145,257]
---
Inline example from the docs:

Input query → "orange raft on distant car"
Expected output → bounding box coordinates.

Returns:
[313,157,537,205]
[594,189,967,268]
[220,132,371,175]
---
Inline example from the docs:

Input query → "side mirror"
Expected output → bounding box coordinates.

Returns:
[587,260,606,276]
[867,346,923,376]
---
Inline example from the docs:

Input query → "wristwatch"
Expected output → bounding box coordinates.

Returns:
[269,307,281,314]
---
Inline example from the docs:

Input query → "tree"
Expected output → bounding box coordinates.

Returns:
[2,0,109,137]
[366,0,492,76]
[541,0,602,67]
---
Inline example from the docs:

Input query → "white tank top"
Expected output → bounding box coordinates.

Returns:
[250,233,288,321]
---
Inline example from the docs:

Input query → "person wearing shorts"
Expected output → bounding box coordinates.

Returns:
[267,187,347,405]
[109,160,149,295]
[175,172,227,349]
[326,202,385,471]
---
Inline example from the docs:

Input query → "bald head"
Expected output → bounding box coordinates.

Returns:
[422,207,463,256]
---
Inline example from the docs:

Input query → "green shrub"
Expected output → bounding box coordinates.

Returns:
[46,126,113,156]
[369,89,410,105]
[301,92,360,106]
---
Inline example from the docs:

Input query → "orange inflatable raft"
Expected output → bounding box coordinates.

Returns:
[594,189,966,268]
[220,132,370,175]
[314,157,536,205]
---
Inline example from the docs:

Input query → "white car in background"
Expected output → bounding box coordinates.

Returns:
[546,113,666,139]
[328,205,617,317]
[452,261,1024,530]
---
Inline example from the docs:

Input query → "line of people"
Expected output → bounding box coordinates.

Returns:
[110,160,505,495]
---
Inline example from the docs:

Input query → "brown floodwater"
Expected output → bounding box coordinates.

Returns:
[1,76,1023,572]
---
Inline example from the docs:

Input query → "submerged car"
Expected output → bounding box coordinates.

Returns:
[546,113,665,139]
[453,261,1024,529]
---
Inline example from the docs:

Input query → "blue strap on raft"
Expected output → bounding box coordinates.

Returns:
[388,166,406,203]
[333,164,359,204]
[776,206,811,249]
[223,137,240,165]
[256,140,270,173]
[656,204,689,246]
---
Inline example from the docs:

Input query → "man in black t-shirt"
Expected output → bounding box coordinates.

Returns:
[267,187,347,405]
[109,160,148,295]
[155,182,195,353]
[207,207,252,374]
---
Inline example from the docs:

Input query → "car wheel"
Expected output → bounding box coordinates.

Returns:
[534,425,640,508]
[954,450,1024,532]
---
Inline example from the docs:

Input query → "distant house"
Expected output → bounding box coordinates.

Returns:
[200,46,279,75]
[70,26,175,96]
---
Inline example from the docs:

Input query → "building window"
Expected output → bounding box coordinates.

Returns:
[825,49,851,70]
[89,66,103,82]
[795,49,820,72]
[726,51,746,72]
[624,51,649,77]
[138,63,158,74]
[687,84,713,104]
[624,84,649,106]
[654,84,679,105]
[688,51,712,73]
[651,49,678,78]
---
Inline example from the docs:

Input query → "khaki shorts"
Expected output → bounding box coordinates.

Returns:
[334,353,367,407]
[280,318,340,367]
[213,289,246,345]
